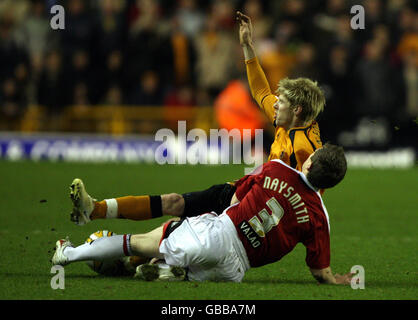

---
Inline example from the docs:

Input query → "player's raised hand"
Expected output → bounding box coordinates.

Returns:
[236,11,253,47]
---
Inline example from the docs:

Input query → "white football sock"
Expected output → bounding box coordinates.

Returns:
[63,234,132,262]
[105,199,118,219]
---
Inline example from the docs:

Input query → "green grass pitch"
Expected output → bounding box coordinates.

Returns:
[0,160,417,300]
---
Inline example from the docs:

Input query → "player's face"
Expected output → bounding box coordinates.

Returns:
[273,95,296,129]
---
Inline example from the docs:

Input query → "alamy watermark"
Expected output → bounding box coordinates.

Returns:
[350,5,365,30]
[350,265,365,289]
[50,5,65,30]
[50,265,65,290]
[154,121,264,175]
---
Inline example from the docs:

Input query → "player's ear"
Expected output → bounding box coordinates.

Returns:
[302,156,313,176]
[294,105,303,116]
[306,161,313,172]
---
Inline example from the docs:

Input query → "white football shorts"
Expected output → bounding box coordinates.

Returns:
[159,211,250,282]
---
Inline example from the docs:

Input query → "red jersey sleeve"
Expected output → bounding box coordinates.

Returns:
[234,164,265,201]
[234,174,257,201]
[303,225,330,269]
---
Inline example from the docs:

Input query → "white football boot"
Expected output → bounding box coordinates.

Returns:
[51,237,73,266]
[134,263,186,281]
[69,178,95,226]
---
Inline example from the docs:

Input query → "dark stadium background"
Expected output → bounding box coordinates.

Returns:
[0,0,417,156]
[0,0,417,302]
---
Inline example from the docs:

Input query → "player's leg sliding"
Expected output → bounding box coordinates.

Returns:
[69,178,164,225]
[51,234,133,266]
[69,179,236,225]
[134,262,186,282]
[50,224,186,281]
[92,195,163,221]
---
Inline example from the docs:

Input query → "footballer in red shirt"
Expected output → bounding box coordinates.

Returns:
[53,144,354,285]
[227,159,330,270]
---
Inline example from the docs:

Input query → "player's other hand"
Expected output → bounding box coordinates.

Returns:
[334,272,355,285]
[236,11,253,47]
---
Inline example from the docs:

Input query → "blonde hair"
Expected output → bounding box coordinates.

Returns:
[276,78,325,123]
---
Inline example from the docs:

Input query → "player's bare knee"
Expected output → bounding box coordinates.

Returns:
[161,193,185,217]
[130,233,163,259]
[129,234,142,255]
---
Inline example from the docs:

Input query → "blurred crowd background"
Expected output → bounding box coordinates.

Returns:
[0,0,417,149]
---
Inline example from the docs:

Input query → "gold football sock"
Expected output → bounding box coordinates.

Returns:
[90,196,162,220]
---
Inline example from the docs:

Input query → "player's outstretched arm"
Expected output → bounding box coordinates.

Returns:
[236,11,277,123]
[310,267,354,285]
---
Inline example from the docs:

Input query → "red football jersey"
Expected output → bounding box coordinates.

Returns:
[226,160,330,269]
